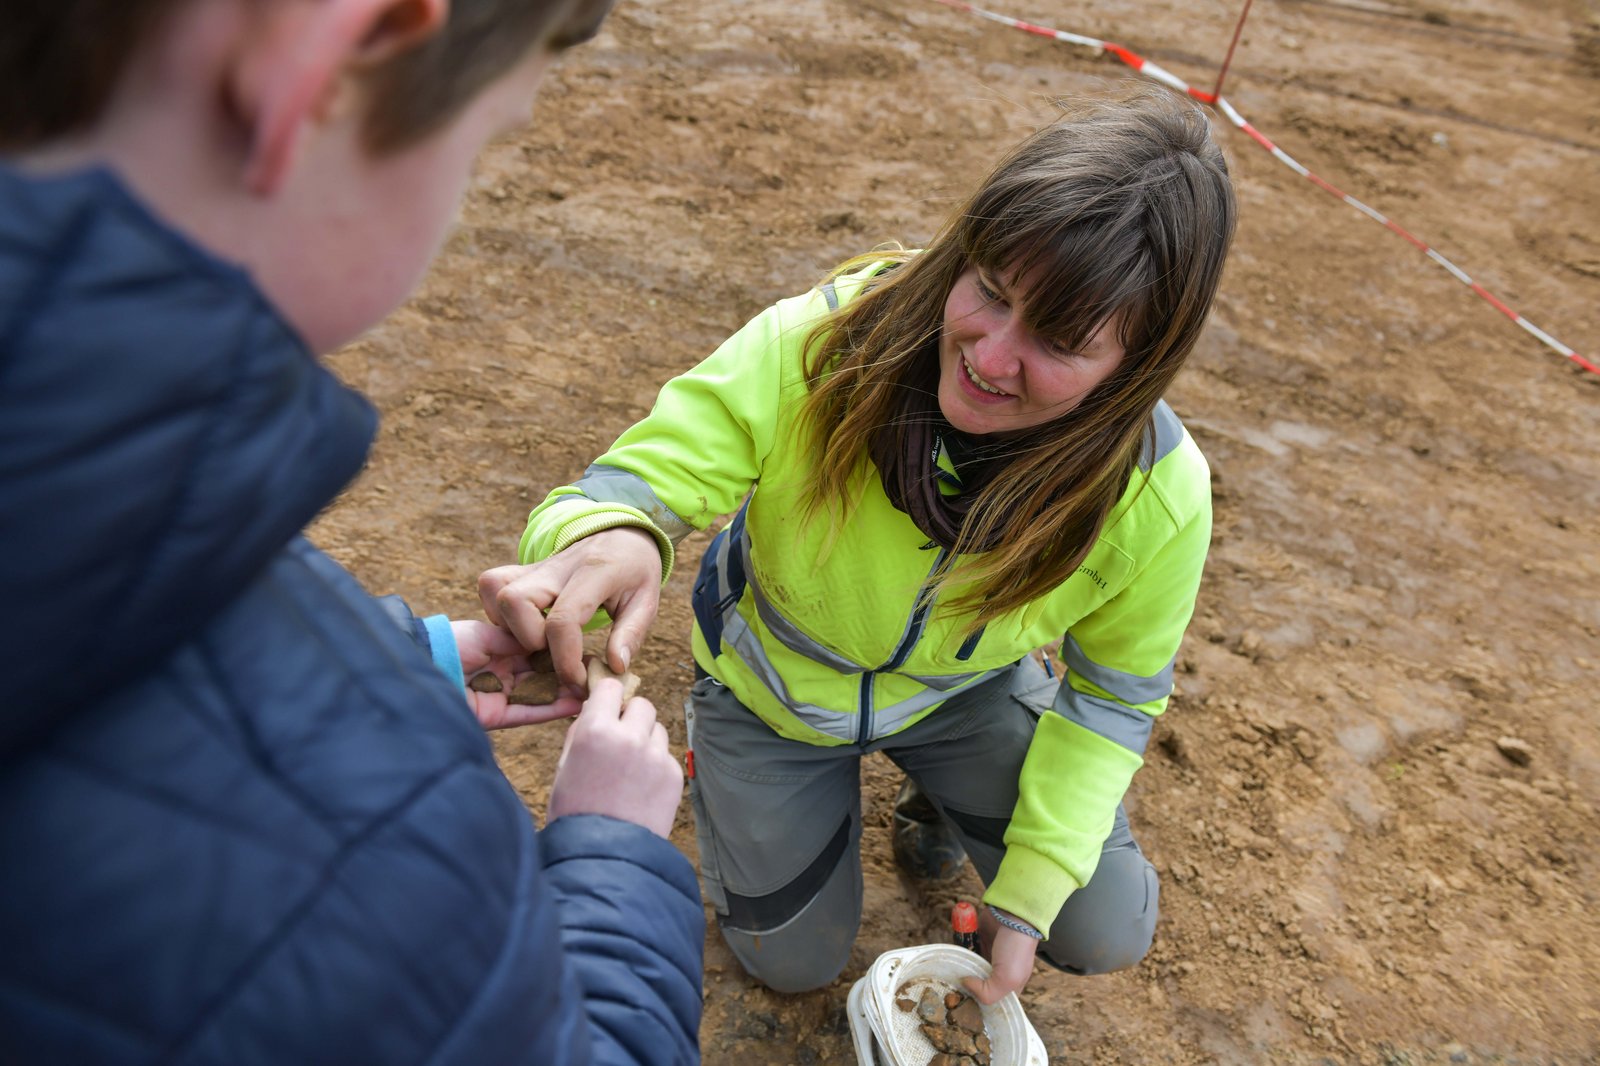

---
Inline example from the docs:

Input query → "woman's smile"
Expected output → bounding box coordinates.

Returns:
[961,357,1013,400]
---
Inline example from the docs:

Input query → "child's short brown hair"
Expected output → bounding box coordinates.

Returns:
[0,0,613,152]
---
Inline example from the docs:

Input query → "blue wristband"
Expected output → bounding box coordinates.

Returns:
[420,614,464,688]
[988,905,1045,941]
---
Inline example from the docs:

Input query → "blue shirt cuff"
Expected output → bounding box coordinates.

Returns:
[420,614,464,688]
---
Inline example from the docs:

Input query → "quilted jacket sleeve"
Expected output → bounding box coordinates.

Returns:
[539,816,706,1065]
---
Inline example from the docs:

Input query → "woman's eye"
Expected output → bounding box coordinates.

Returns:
[975,277,1001,302]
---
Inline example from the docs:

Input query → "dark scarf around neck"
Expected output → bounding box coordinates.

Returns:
[869,381,1014,553]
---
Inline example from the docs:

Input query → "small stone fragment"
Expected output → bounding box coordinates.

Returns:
[909,984,987,1064]
[1495,736,1533,766]
[921,1023,959,1054]
[586,656,642,701]
[895,995,917,1014]
[467,672,503,693]
[949,996,984,1034]
[508,672,563,705]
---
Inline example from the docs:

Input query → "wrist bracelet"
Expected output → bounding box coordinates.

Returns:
[988,905,1045,941]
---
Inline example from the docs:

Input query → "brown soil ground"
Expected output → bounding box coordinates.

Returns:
[313,0,1600,1061]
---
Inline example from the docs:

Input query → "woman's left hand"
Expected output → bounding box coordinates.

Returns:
[962,915,1040,1005]
[451,619,583,730]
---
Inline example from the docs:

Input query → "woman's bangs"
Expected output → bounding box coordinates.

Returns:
[965,210,1150,356]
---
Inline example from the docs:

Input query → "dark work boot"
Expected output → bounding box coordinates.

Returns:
[890,777,967,882]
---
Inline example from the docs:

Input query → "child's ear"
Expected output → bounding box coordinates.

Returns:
[348,0,449,66]
[237,0,446,196]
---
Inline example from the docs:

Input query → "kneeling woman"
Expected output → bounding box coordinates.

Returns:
[483,88,1236,1002]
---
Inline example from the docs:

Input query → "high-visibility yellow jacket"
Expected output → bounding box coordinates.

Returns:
[519,265,1212,933]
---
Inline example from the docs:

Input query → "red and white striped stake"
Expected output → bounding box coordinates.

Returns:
[927,0,1598,378]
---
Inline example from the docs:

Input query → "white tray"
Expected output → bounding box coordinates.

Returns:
[847,944,1048,1066]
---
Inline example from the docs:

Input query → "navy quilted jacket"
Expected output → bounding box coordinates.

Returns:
[0,165,703,1066]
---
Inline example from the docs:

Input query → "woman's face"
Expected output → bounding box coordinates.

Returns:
[937,264,1126,436]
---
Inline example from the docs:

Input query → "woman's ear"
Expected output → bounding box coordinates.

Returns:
[235,0,447,196]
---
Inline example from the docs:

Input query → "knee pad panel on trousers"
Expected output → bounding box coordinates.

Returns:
[719,841,862,994]
[722,816,851,930]
[1039,845,1159,976]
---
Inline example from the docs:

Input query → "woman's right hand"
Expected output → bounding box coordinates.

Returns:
[478,527,664,690]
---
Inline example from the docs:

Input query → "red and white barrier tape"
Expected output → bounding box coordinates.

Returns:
[928,0,1599,377]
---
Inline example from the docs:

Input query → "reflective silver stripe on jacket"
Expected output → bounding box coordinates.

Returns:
[740,526,860,674]
[712,516,1000,742]
[1140,401,1185,473]
[572,463,696,544]
[1045,399,1181,753]
[1055,633,1172,754]
[699,513,740,604]
[724,602,1003,741]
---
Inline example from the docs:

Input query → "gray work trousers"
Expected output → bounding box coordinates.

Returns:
[683,656,1160,994]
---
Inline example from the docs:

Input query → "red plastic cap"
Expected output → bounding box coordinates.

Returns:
[951,901,979,933]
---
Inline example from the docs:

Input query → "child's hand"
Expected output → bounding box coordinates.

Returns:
[547,677,683,839]
[478,527,664,693]
[451,620,582,730]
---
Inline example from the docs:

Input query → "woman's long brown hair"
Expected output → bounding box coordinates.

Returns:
[796,89,1237,629]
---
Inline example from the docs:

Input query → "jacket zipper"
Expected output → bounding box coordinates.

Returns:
[857,547,949,745]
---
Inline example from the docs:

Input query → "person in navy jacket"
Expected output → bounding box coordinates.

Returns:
[0,0,703,1063]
